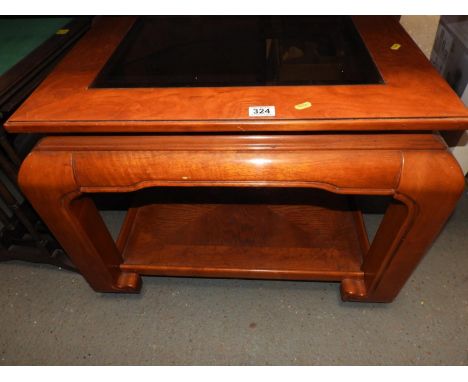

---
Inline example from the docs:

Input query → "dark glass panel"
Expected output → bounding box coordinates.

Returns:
[92,16,383,88]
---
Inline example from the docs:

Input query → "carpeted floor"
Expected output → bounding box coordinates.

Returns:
[0,186,467,365]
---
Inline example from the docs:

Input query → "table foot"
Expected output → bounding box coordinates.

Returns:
[341,279,368,301]
[17,136,465,301]
[345,151,465,302]
[116,272,142,292]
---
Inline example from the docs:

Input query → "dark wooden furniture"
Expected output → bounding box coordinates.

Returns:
[5,16,467,302]
[0,17,91,269]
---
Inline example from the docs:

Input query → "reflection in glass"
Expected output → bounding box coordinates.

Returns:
[92,16,383,88]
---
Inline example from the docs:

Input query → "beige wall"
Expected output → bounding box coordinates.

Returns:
[399,16,468,174]
[400,16,440,59]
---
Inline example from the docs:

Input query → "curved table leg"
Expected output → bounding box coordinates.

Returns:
[342,151,465,302]
[18,150,141,292]
[18,136,464,301]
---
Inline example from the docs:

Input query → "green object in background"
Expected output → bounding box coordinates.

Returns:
[0,17,72,76]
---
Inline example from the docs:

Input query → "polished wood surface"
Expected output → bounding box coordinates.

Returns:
[18,134,465,301]
[9,16,468,302]
[118,188,365,281]
[36,134,413,192]
[5,16,468,133]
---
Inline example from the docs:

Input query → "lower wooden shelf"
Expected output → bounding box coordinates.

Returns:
[117,188,367,281]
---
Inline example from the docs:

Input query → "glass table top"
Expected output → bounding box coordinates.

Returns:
[92,16,384,88]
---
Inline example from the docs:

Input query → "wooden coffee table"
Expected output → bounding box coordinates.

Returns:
[5,16,467,302]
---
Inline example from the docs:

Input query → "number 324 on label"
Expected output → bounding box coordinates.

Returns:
[248,106,276,117]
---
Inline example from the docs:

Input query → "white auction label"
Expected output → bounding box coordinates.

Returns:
[248,106,276,117]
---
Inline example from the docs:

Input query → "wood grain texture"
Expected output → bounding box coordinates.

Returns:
[35,133,447,151]
[5,16,468,133]
[0,17,91,113]
[342,150,465,302]
[10,16,467,302]
[17,150,141,292]
[17,133,465,301]
[6,17,468,302]
[47,134,408,193]
[118,188,364,280]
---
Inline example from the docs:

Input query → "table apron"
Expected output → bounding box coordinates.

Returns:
[72,149,402,194]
